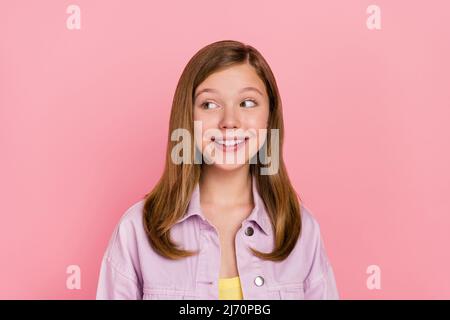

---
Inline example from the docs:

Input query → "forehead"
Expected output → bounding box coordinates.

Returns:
[194,63,267,98]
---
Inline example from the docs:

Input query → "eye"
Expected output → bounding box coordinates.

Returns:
[240,99,258,108]
[200,101,220,110]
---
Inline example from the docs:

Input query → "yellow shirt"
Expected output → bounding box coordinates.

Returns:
[218,276,243,300]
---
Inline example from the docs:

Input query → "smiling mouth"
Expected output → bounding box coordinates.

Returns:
[212,136,249,152]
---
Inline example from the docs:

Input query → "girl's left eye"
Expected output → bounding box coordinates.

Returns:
[241,99,257,108]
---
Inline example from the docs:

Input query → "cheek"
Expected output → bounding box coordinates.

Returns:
[244,110,270,142]
[193,105,223,123]
[193,112,217,136]
[245,117,268,131]
[193,114,217,153]
[244,106,270,129]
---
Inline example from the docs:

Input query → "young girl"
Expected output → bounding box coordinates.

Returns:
[96,40,339,300]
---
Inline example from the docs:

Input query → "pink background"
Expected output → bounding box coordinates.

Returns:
[1,1,449,299]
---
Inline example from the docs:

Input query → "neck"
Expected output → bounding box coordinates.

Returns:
[199,165,253,207]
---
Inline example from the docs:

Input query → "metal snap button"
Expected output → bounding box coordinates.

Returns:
[245,226,254,236]
[254,276,264,287]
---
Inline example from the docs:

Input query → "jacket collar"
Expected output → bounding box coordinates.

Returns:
[174,175,272,236]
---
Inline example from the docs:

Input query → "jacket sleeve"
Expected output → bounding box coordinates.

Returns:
[303,219,339,300]
[96,214,143,300]
[96,256,142,300]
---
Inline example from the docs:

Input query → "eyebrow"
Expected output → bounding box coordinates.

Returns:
[194,86,264,100]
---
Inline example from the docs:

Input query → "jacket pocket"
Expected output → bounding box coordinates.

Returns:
[279,286,305,300]
[142,287,197,300]
[267,282,305,300]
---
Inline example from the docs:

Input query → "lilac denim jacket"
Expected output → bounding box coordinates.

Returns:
[96,178,339,300]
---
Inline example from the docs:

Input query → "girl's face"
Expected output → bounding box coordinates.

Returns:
[193,63,270,171]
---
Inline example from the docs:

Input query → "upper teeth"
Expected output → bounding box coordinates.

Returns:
[216,139,244,146]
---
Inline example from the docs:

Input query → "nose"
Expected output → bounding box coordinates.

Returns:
[218,105,240,130]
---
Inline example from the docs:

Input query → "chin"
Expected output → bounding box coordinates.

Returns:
[209,162,249,172]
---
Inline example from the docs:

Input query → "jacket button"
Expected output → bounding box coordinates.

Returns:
[245,226,254,236]
[254,276,264,287]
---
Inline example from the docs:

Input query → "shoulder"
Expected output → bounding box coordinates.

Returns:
[298,204,339,298]
[115,199,146,233]
[299,203,322,241]
[102,199,147,268]
[295,203,329,264]
[97,199,147,297]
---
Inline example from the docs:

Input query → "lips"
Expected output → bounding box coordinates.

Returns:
[215,138,245,146]
[212,136,249,152]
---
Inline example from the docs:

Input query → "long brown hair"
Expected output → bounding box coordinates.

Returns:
[143,40,302,261]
